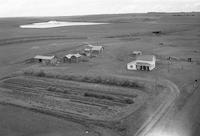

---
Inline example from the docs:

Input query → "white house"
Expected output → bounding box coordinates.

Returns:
[127,55,156,71]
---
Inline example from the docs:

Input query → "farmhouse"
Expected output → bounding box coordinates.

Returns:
[64,53,82,63]
[85,44,104,54]
[91,46,104,54]
[34,55,57,64]
[127,55,156,71]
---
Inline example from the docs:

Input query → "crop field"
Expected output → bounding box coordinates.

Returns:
[0,75,147,123]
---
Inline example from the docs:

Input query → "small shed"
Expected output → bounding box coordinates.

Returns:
[34,55,57,65]
[83,48,92,56]
[132,51,142,56]
[91,46,103,54]
[64,53,82,63]
[85,45,104,54]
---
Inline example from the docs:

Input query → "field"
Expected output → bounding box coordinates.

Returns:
[0,12,200,136]
[0,75,146,121]
[0,72,173,135]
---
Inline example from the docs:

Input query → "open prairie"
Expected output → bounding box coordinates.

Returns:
[0,13,200,136]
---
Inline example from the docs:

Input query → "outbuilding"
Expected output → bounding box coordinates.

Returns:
[64,53,82,63]
[132,51,142,56]
[34,55,57,65]
[91,46,104,54]
[127,55,156,71]
[85,45,104,54]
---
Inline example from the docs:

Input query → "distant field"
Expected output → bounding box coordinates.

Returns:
[0,36,87,46]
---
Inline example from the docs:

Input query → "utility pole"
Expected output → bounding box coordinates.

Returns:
[168,61,170,73]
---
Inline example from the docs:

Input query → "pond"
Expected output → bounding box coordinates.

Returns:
[20,21,108,28]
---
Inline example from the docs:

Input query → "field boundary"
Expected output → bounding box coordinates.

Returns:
[0,36,87,46]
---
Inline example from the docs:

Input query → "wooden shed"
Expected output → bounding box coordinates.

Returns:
[64,53,82,63]
[34,55,57,65]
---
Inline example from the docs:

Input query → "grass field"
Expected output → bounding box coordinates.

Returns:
[0,12,200,136]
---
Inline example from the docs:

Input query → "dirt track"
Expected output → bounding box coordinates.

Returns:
[134,77,180,136]
[143,81,200,136]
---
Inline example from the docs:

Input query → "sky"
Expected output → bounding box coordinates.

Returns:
[0,0,200,17]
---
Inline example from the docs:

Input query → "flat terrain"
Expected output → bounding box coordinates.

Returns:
[0,75,146,121]
[0,12,200,136]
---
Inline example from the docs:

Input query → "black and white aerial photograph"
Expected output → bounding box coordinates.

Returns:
[0,0,200,136]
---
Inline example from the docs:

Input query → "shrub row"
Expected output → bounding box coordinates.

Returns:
[84,92,134,104]
[23,70,142,89]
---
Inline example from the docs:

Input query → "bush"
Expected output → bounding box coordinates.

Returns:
[23,70,34,76]
[84,92,114,101]
[47,86,56,92]
[37,70,46,77]
[47,86,65,93]
[124,99,134,104]
[93,76,102,83]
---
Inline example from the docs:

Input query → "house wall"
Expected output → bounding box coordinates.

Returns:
[127,61,155,71]
[91,48,103,54]
[149,63,155,70]
[127,62,137,70]
[63,56,80,63]
[127,56,156,71]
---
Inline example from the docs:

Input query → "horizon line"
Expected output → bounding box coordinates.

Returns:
[0,11,199,19]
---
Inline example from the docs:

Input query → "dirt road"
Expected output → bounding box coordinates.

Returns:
[130,76,180,136]
[141,82,200,136]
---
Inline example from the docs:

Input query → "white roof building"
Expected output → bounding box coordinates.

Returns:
[85,45,103,54]
[65,53,82,59]
[86,44,94,48]
[34,55,55,60]
[127,55,156,71]
[91,46,103,51]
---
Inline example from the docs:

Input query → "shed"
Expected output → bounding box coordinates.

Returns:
[132,51,142,55]
[127,55,156,71]
[64,53,82,63]
[34,55,57,64]
[85,45,104,54]
[91,46,103,54]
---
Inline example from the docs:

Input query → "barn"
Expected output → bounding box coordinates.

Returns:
[85,45,104,54]
[91,46,103,54]
[127,55,156,71]
[34,55,57,65]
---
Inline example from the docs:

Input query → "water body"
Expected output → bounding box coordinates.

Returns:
[20,21,108,28]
